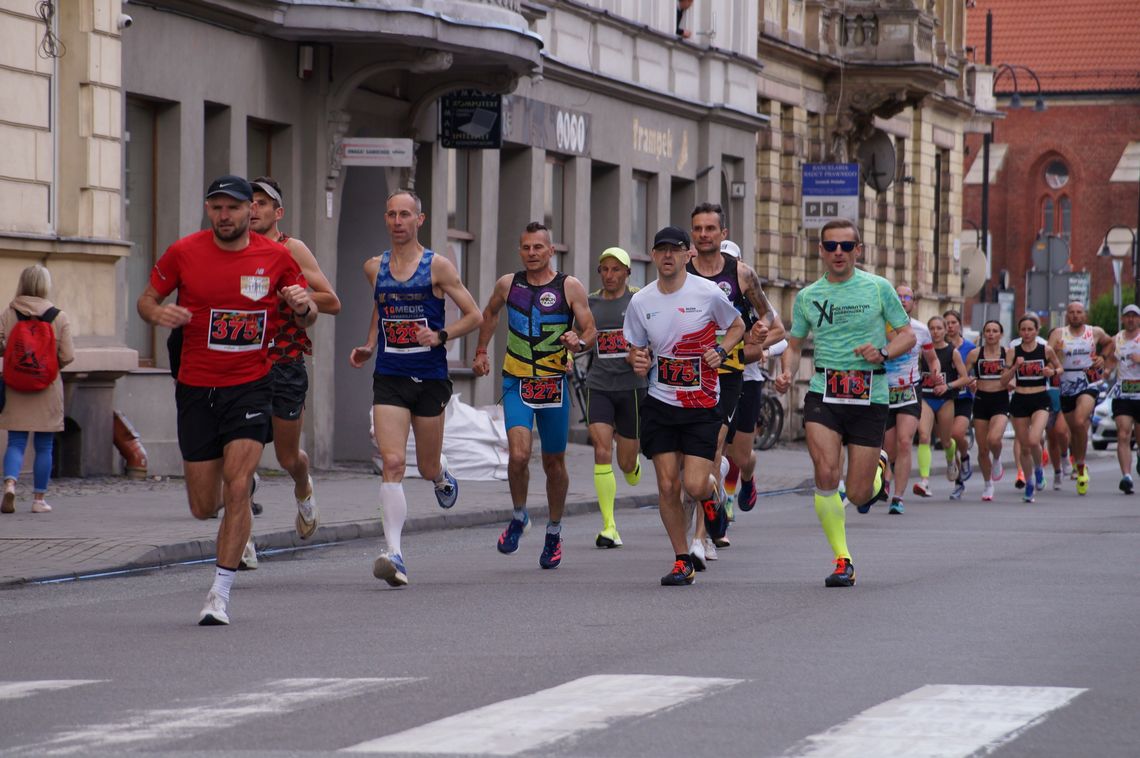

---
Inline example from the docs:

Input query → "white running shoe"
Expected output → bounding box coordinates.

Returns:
[198,591,230,626]
[992,457,1005,482]
[295,476,319,540]
[946,454,960,482]
[31,500,52,513]
[239,537,258,570]
[981,482,995,501]
[372,552,408,587]
[702,536,719,561]
[688,538,707,571]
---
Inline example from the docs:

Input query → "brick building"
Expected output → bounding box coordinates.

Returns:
[963,0,1140,328]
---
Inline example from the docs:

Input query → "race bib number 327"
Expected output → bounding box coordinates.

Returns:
[824,368,872,405]
[208,309,266,352]
[519,377,563,409]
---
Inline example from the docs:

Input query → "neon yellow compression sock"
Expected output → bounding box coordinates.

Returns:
[623,455,641,486]
[814,488,850,559]
[594,464,616,529]
[918,444,932,478]
[944,438,957,463]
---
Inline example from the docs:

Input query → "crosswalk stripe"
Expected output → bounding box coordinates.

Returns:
[10,677,418,755]
[343,674,743,755]
[791,684,1086,757]
[0,680,104,701]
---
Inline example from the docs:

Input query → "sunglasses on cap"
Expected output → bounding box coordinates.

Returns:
[821,240,859,252]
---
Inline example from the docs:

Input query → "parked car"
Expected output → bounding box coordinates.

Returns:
[1091,383,1126,450]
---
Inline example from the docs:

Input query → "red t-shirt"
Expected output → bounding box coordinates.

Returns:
[150,230,306,387]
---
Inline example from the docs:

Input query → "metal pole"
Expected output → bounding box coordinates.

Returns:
[980,11,993,303]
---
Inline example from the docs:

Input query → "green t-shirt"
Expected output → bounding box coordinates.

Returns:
[790,268,909,404]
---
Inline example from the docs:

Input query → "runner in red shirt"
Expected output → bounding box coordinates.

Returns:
[137,175,315,626]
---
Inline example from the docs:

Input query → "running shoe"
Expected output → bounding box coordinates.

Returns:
[712,534,731,548]
[372,552,408,587]
[595,527,623,548]
[434,468,459,509]
[946,454,960,482]
[295,476,319,540]
[1121,475,1134,495]
[702,497,729,541]
[31,500,52,513]
[238,537,258,570]
[1067,457,1077,480]
[877,477,891,503]
[1023,480,1035,503]
[496,512,530,554]
[1015,471,1026,489]
[1035,467,1046,492]
[960,455,973,482]
[661,559,695,586]
[688,538,707,571]
[1076,465,1090,496]
[724,494,735,522]
[825,557,856,587]
[889,498,904,515]
[703,536,719,561]
[198,591,230,626]
[950,480,965,500]
[875,450,890,498]
[992,457,1005,482]
[250,472,262,516]
[1052,471,1062,491]
[981,482,995,501]
[837,479,846,502]
[539,532,562,569]
[913,479,932,497]
[738,477,757,512]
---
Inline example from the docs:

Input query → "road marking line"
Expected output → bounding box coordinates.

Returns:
[790,684,1086,757]
[11,677,418,755]
[343,674,743,755]
[0,680,104,701]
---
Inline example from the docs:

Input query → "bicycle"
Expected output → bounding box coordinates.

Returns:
[753,368,784,451]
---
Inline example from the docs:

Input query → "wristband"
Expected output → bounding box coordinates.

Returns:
[475,347,488,356]
[297,305,311,318]
[715,345,729,362]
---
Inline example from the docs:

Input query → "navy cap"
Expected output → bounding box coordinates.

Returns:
[652,225,690,249]
[205,175,253,202]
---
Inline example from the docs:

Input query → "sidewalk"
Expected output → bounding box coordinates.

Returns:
[0,442,817,586]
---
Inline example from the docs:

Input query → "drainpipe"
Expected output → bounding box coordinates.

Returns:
[113,411,148,479]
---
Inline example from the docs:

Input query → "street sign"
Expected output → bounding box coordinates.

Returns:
[440,90,503,149]
[1068,271,1091,307]
[337,138,414,167]
[802,163,859,229]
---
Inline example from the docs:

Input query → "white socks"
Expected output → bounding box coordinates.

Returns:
[379,482,407,557]
[211,566,236,603]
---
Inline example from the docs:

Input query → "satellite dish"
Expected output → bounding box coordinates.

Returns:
[961,245,987,298]
[857,129,897,193]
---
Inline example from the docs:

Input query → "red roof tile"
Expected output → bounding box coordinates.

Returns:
[967,0,1140,94]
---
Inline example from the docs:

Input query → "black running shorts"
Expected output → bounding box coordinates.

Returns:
[372,374,452,417]
[972,390,1010,421]
[176,376,273,462]
[1010,391,1052,418]
[716,372,744,427]
[640,396,720,461]
[802,391,888,448]
[726,379,762,441]
[270,359,309,421]
[586,387,647,439]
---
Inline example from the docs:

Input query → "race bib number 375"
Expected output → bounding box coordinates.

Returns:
[824,368,872,405]
[208,309,266,352]
[382,318,429,354]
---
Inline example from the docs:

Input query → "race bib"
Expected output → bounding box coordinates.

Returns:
[657,355,701,388]
[1120,379,1140,398]
[920,371,946,390]
[595,328,630,359]
[977,358,1004,379]
[208,309,266,352]
[382,317,429,354]
[1017,359,1045,379]
[888,384,917,408]
[1085,366,1104,384]
[823,368,872,405]
[519,377,563,409]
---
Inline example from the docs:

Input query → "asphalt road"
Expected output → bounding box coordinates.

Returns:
[2,456,1138,757]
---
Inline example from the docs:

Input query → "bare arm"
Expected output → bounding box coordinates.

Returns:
[413,254,483,348]
[137,285,191,329]
[704,315,746,370]
[472,274,512,376]
[773,335,803,394]
[947,348,970,390]
[349,257,381,368]
[559,276,597,355]
[285,238,340,315]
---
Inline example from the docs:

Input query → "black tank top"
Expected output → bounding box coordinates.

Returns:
[920,344,959,398]
[1014,341,1048,387]
[974,347,1006,380]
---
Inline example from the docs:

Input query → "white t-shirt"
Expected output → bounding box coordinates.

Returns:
[884,317,933,388]
[624,274,741,408]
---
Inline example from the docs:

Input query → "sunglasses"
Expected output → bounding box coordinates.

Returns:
[821,240,859,252]
[899,295,914,301]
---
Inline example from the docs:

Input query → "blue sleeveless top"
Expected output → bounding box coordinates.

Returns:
[373,249,447,379]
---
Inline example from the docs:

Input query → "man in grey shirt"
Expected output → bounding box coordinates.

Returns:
[585,247,649,548]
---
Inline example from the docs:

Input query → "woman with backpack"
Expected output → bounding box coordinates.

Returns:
[1,264,74,514]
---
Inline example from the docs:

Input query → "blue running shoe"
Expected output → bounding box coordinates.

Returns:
[497,512,530,554]
[1034,467,1046,491]
[1023,480,1035,503]
[738,477,757,512]
[960,456,973,482]
[372,552,408,587]
[539,532,562,569]
[434,469,459,509]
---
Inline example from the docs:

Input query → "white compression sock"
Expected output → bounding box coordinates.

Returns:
[379,482,408,557]
[719,456,730,482]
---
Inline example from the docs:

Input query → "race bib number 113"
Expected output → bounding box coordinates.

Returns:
[824,368,872,405]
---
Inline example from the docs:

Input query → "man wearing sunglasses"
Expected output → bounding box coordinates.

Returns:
[624,225,745,586]
[774,219,914,587]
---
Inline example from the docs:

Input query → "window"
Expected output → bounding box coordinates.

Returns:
[1038,157,1073,241]
[1060,196,1072,239]
[1045,160,1069,190]
[125,98,158,364]
[247,120,274,179]
[544,157,568,270]
[1041,197,1055,236]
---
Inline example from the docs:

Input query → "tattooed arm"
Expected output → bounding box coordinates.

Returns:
[738,261,785,348]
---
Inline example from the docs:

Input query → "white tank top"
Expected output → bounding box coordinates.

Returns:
[1116,331,1140,399]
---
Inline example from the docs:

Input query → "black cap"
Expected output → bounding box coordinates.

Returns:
[205,175,253,202]
[652,225,690,249]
